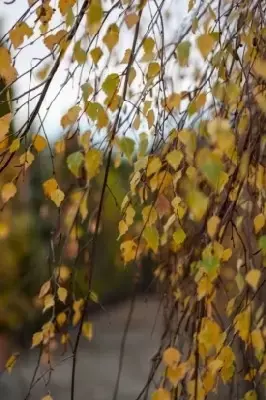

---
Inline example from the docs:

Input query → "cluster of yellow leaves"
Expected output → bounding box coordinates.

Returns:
[162,347,188,387]
[43,178,65,207]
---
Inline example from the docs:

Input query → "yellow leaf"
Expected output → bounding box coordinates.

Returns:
[197,33,216,59]
[207,216,220,238]
[9,138,20,153]
[147,109,154,129]
[207,118,234,152]
[163,347,181,367]
[56,312,67,327]
[167,363,187,386]
[176,41,191,67]
[121,48,131,64]
[90,47,103,64]
[187,189,209,221]
[173,227,186,245]
[187,379,205,400]
[55,139,65,154]
[234,307,251,342]
[166,149,183,170]
[0,113,12,140]
[142,205,157,226]
[32,134,47,152]
[147,156,162,177]
[39,280,51,299]
[36,64,50,81]
[195,93,207,110]
[198,317,221,352]
[1,182,17,204]
[125,13,139,29]
[56,265,71,282]
[197,275,213,300]
[61,105,81,128]
[50,188,65,207]
[254,213,265,234]
[43,178,58,197]
[44,30,68,51]
[103,24,119,51]
[36,2,53,23]
[72,311,81,326]
[0,47,18,85]
[208,359,223,375]
[57,287,68,303]
[31,331,43,348]
[73,40,87,64]
[118,220,128,239]
[218,345,235,367]
[253,58,266,79]
[43,294,55,312]
[245,269,261,291]
[243,390,257,400]
[19,150,35,170]
[5,353,18,374]
[9,22,33,48]
[222,248,232,262]
[147,62,160,79]
[42,396,53,400]
[84,148,103,180]
[164,93,181,110]
[82,321,93,340]
[120,240,137,263]
[59,0,76,15]
[73,298,84,312]
[253,86,266,113]
[152,388,171,400]
[251,329,265,354]
[133,114,140,130]
[87,0,103,33]
[143,226,159,253]
[203,370,216,393]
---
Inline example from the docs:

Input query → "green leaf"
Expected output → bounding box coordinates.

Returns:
[86,102,101,121]
[173,227,186,245]
[84,148,102,179]
[201,255,219,275]
[138,132,148,157]
[176,41,191,67]
[90,47,103,65]
[258,235,266,255]
[166,150,183,170]
[73,40,87,64]
[143,226,159,253]
[147,62,160,79]
[119,137,135,160]
[103,24,119,52]
[102,73,120,97]
[67,151,84,177]
[81,82,93,102]
[87,0,103,25]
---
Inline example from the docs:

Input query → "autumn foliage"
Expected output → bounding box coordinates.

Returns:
[1,0,266,399]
